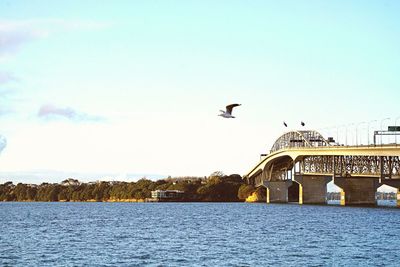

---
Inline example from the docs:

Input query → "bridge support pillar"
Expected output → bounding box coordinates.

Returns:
[294,175,331,204]
[262,181,292,203]
[334,177,379,206]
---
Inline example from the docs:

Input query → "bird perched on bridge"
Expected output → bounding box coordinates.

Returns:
[218,104,241,118]
[283,121,288,127]
[301,121,305,127]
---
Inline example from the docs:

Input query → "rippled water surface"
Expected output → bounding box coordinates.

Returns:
[1,202,399,266]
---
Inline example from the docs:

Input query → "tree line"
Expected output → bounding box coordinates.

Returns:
[0,172,256,202]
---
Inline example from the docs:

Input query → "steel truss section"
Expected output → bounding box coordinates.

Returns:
[299,155,400,179]
[301,156,333,174]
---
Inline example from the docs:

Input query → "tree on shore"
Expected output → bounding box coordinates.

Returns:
[0,172,246,202]
[237,184,256,200]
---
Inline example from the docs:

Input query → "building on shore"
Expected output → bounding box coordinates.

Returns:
[148,190,185,202]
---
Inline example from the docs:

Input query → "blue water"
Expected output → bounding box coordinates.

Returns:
[1,202,399,266]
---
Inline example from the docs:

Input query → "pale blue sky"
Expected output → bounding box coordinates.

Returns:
[0,1,400,184]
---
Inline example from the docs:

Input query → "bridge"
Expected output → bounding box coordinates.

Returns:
[244,130,400,206]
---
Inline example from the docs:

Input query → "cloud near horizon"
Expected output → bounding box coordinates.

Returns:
[0,135,7,154]
[38,104,105,122]
[0,169,166,184]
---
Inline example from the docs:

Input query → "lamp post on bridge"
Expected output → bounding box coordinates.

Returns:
[345,123,355,146]
[395,116,400,146]
[356,121,366,146]
[367,119,377,147]
[322,126,336,144]
[320,127,329,140]
[380,117,391,146]
[336,124,346,146]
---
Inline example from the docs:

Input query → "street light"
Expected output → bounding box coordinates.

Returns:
[367,119,377,146]
[395,116,400,145]
[356,121,366,146]
[326,126,336,144]
[380,117,390,145]
[345,123,355,146]
[336,124,346,145]
[320,126,329,140]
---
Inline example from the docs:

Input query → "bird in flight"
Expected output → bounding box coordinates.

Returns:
[301,121,305,127]
[283,121,288,127]
[219,104,241,118]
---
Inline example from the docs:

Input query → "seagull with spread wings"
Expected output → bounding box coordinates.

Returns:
[218,104,241,118]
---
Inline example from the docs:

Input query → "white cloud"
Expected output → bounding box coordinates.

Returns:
[0,21,43,59]
[0,71,18,85]
[0,19,111,60]
[0,135,6,155]
[38,104,105,122]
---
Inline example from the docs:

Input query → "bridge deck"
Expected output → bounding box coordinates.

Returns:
[246,145,400,179]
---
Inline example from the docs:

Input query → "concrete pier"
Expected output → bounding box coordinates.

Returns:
[334,177,379,206]
[263,181,292,203]
[294,175,331,204]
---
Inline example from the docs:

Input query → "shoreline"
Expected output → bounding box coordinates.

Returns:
[0,199,245,203]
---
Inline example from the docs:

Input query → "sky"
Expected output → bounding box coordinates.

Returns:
[0,0,400,185]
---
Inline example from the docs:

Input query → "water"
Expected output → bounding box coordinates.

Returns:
[328,200,398,207]
[1,202,399,266]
